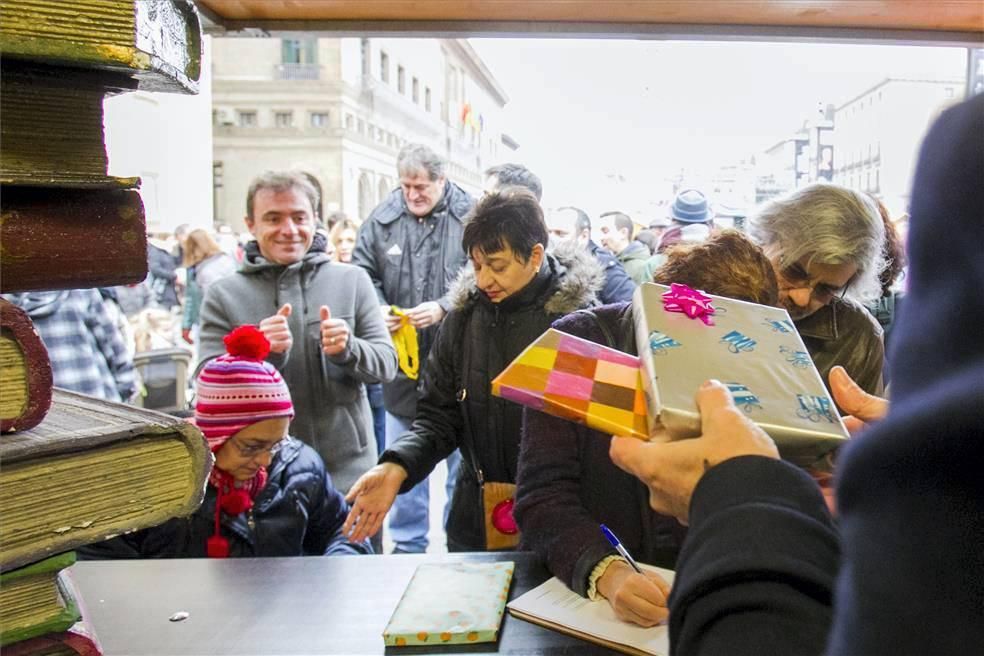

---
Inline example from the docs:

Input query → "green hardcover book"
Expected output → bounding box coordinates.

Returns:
[382,561,515,647]
[0,553,79,647]
[0,0,202,94]
[0,61,140,189]
[0,389,213,573]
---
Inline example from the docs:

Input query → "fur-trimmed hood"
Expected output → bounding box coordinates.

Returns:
[447,239,604,314]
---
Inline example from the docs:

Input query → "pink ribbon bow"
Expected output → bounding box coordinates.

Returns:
[662,283,716,326]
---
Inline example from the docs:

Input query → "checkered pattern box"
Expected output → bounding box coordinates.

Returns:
[633,282,849,467]
[491,328,648,439]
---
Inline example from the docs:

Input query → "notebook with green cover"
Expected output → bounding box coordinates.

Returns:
[382,561,515,647]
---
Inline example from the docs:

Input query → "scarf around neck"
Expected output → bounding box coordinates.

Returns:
[206,465,268,558]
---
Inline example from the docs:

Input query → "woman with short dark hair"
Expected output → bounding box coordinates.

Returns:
[343,188,603,552]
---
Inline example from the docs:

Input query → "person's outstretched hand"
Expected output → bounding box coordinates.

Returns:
[829,365,889,435]
[610,379,779,524]
[342,462,408,543]
[596,560,671,627]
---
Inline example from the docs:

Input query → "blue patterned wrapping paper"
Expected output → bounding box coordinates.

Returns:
[632,283,849,467]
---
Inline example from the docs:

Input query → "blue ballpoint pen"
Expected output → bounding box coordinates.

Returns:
[600,524,643,574]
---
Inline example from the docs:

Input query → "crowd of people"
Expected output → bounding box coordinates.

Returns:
[4,92,979,653]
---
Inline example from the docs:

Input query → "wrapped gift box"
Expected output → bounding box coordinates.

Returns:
[382,561,514,646]
[491,328,648,439]
[634,282,848,467]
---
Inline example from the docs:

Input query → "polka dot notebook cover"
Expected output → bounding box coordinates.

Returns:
[491,328,648,440]
[382,561,515,647]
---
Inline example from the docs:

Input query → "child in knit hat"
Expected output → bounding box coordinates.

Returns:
[79,325,371,559]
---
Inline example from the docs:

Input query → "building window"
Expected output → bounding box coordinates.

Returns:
[275,111,293,128]
[425,87,432,111]
[358,172,373,221]
[945,87,955,98]
[237,111,257,127]
[360,38,370,76]
[874,169,880,192]
[345,114,354,130]
[282,39,316,64]
[380,52,389,82]
[310,112,329,127]
[357,119,365,135]
[412,77,420,103]
[398,66,405,94]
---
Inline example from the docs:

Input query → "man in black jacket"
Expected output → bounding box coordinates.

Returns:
[609,93,984,656]
[351,143,474,553]
[546,206,635,304]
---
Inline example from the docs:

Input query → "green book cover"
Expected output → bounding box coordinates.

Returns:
[383,561,515,647]
[0,552,80,647]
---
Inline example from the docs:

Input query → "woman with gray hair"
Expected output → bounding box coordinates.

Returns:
[749,183,887,395]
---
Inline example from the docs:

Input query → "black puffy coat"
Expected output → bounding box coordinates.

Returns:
[79,439,371,558]
[380,245,603,550]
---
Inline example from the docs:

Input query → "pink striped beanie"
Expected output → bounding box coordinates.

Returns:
[195,325,294,451]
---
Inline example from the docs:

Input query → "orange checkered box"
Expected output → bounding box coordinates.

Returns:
[491,328,649,439]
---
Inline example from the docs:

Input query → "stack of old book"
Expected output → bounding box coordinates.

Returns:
[0,391,212,653]
[0,1,206,652]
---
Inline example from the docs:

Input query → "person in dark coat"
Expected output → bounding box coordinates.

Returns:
[351,143,474,553]
[515,231,779,628]
[80,326,370,559]
[749,183,887,396]
[147,238,180,310]
[609,93,984,655]
[343,188,603,551]
[546,206,636,304]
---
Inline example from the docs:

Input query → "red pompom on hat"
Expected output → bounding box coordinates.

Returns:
[223,325,271,361]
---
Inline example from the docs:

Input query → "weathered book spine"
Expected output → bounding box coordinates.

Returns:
[0,187,147,293]
[0,300,53,434]
[0,389,213,572]
[0,61,140,188]
[0,0,203,94]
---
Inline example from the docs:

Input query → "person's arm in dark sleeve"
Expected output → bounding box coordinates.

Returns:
[350,219,388,305]
[599,257,636,304]
[669,456,839,656]
[379,315,463,489]
[306,468,372,556]
[515,409,618,597]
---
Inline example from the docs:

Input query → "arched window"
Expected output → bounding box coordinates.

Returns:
[378,177,390,203]
[358,172,373,220]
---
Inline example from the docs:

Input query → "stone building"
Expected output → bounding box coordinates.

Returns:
[211,37,512,230]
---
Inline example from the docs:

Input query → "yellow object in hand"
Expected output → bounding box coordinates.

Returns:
[390,306,419,381]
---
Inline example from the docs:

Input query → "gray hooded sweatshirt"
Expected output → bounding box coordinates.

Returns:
[198,237,398,493]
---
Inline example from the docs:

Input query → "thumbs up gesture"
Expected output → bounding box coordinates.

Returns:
[320,305,350,356]
[258,303,293,354]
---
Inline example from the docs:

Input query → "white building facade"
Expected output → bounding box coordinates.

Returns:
[211,37,510,231]
[103,37,215,234]
[832,78,963,215]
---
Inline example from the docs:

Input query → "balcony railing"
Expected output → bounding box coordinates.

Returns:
[274,63,321,81]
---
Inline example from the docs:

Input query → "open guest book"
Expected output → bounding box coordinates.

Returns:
[507,565,675,656]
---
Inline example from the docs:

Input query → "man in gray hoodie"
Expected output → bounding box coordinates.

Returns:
[198,171,397,494]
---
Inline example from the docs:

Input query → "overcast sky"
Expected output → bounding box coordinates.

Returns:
[469,38,966,217]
